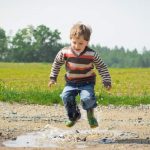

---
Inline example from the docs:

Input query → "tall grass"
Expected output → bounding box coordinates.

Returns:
[0,63,150,106]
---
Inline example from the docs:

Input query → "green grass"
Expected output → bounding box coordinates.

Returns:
[0,63,150,106]
[0,86,62,105]
[97,92,150,106]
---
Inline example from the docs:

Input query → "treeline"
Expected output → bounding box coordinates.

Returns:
[0,25,150,67]
[91,45,150,68]
[0,25,62,62]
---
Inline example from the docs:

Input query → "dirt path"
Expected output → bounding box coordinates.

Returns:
[0,102,150,150]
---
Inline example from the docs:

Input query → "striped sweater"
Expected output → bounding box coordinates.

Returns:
[50,46,111,87]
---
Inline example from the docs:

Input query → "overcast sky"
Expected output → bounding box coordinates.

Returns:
[1,0,150,52]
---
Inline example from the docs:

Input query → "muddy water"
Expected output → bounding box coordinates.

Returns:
[3,125,139,149]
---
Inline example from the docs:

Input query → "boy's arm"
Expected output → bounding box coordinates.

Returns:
[93,51,111,89]
[48,50,64,87]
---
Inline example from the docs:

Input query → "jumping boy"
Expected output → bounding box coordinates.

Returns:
[48,22,111,128]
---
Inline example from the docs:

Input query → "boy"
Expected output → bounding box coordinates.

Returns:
[48,22,111,128]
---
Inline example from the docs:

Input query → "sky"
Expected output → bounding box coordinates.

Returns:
[1,0,150,53]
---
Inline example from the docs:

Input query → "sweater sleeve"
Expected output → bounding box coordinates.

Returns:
[50,49,65,82]
[93,51,111,87]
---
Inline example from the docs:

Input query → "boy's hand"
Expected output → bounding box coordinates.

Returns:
[48,80,56,88]
[105,85,111,91]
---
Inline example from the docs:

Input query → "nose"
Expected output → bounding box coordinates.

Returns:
[75,44,80,49]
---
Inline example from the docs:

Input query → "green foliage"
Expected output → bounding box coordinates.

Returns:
[4,25,63,62]
[0,27,8,61]
[91,45,150,68]
[1,25,150,67]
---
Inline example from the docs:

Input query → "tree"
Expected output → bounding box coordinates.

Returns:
[0,27,8,60]
[32,25,61,62]
[142,50,150,67]
[10,25,62,62]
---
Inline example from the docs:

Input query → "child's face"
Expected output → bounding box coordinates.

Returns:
[70,36,89,51]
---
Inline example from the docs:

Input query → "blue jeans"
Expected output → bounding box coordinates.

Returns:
[60,82,97,111]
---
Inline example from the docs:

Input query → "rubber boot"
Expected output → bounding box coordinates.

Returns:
[87,109,98,128]
[65,102,81,127]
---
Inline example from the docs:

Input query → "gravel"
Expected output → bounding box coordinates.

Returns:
[0,102,150,149]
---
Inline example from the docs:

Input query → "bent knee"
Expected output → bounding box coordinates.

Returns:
[81,98,97,110]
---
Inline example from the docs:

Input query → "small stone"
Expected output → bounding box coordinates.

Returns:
[102,138,107,142]
[83,137,86,141]
[76,130,80,133]
[138,117,142,120]
[76,137,86,142]
[59,135,64,138]
[12,137,17,140]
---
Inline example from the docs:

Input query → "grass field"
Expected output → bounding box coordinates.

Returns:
[0,63,150,106]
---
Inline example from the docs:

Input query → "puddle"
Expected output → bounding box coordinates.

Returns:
[3,125,138,148]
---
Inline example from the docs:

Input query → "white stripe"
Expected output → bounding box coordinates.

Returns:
[84,51,95,56]
[62,48,95,56]
[67,70,95,78]
[68,62,93,68]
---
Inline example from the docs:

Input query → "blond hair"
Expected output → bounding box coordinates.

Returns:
[70,22,92,41]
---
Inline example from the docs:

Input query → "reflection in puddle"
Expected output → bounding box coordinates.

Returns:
[3,132,59,148]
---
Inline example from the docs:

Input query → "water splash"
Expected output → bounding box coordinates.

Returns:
[3,124,138,148]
